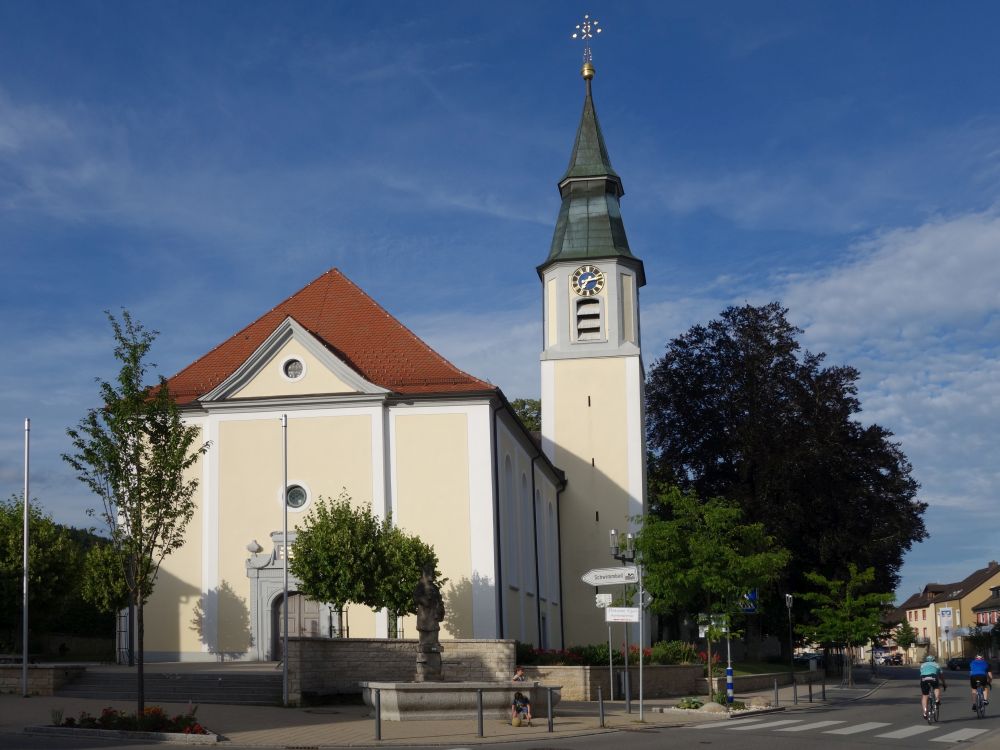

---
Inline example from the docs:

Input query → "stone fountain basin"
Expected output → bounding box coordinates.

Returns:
[360,681,562,721]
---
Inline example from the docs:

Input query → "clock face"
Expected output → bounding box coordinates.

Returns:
[572,265,606,297]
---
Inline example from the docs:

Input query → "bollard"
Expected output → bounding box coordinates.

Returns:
[374,688,381,741]
[809,681,813,703]
[477,688,484,738]
[822,680,826,700]
[793,679,798,705]
[547,687,554,733]
[773,678,779,707]
[598,686,605,728]
[726,666,734,709]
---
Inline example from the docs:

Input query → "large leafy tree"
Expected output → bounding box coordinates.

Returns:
[635,485,789,698]
[646,302,926,635]
[798,564,894,685]
[63,310,209,720]
[510,398,541,433]
[0,496,83,650]
[290,492,440,616]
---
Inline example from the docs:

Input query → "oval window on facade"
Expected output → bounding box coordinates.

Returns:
[285,485,308,509]
[283,358,304,380]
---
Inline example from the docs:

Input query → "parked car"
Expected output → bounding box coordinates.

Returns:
[793,652,824,667]
[889,653,903,665]
[946,657,972,671]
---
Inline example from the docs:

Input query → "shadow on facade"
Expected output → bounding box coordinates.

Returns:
[443,573,495,639]
[190,580,253,661]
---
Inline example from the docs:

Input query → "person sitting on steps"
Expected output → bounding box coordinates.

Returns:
[511,691,532,726]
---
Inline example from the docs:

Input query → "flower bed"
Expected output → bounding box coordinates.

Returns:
[59,705,209,734]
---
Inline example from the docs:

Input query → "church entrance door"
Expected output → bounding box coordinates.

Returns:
[273,592,321,658]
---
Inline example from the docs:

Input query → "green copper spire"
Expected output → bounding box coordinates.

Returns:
[541,66,640,275]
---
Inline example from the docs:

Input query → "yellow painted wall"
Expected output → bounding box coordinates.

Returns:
[393,413,471,640]
[145,427,205,656]
[236,340,356,398]
[552,356,633,645]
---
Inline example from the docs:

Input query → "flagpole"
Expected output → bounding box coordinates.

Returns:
[281,414,289,707]
[22,417,30,697]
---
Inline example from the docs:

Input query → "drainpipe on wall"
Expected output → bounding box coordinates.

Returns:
[491,399,505,638]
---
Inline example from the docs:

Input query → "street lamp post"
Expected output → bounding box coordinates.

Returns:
[786,593,796,705]
[610,529,644,721]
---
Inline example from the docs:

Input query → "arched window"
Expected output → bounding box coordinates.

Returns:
[521,473,532,594]
[504,456,516,588]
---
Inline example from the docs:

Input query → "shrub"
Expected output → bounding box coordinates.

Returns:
[650,640,697,665]
[61,706,206,734]
[676,696,704,709]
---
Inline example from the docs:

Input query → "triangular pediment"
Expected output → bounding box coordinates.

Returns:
[201,317,388,402]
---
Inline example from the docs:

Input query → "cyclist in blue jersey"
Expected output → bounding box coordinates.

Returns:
[970,654,992,710]
[920,654,945,718]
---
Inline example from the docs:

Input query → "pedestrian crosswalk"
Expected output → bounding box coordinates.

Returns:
[694,716,990,743]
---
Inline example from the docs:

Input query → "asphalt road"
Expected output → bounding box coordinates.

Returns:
[3,666,998,750]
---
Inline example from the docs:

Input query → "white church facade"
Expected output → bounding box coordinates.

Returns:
[141,60,646,661]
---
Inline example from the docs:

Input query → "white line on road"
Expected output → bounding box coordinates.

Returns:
[930,728,990,742]
[775,720,846,732]
[875,724,940,739]
[696,717,768,728]
[724,719,805,731]
[824,722,892,735]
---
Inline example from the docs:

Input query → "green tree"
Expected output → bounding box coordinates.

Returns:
[635,485,790,699]
[63,310,209,720]
[894,619,917,652]
[645,302,926,640]
[0,496,83,650]
[798,564,894,686]
[80,542,136,615]
[510,398,541,433]
[966,625,993,656]
[290,491,440,615]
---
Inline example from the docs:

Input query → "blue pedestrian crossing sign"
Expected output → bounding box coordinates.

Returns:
[740,589,759,613]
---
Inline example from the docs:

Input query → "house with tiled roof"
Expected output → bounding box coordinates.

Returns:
[897,562,1000,662]
[140,56,646,661]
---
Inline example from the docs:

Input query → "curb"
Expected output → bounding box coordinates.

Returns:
[24,725,219,744]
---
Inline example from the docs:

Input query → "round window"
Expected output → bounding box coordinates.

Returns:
[285,485,308,508]
[283,359,304,380]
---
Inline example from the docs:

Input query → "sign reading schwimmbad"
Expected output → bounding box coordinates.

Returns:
[581,566,639,586]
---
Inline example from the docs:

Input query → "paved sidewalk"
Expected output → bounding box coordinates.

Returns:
[0,675,882,747]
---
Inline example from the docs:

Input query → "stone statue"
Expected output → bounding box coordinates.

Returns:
[413,565,445,681]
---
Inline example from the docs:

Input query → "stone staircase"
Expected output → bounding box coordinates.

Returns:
[56,669,283,706]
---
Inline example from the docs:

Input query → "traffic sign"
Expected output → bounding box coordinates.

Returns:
[595,593,613,608]
[605,606,640,623]
[740,589,759,614]
[641,592,655,608]
[581,566,639,586]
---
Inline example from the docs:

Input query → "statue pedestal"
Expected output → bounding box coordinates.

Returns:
[415,650,442,682]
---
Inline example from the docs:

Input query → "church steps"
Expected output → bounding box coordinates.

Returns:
[55,671,283,706]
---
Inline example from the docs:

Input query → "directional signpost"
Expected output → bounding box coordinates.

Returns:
[581,566,639,586]
[605,606,640,623]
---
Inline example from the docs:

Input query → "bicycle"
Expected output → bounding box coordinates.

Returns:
[926,686,940,724]
[974,683,986,719]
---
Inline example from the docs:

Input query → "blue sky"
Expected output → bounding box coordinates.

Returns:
[2,1,998,604]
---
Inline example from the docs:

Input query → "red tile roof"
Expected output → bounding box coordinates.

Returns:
[166,268,495,404]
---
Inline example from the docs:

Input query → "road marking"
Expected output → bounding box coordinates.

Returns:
[696,717,767,728]
[876,725,939,739]
[724,719,804,730]
[931,728,990,742]
[824,722,892,735]
[775,720,846,732]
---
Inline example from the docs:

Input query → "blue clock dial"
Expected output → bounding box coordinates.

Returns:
[572,265,606,297]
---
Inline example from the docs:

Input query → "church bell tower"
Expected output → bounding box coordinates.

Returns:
[539,37,646,646]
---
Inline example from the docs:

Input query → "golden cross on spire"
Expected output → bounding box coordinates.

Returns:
[571,14,602,64]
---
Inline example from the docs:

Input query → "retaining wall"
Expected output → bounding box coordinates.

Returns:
[521,664,703,700]
[286,638,515,704]
[0,665,85,695]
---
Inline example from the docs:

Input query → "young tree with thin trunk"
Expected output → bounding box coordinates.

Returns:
[63,310,209,722]
[798,564,893,686]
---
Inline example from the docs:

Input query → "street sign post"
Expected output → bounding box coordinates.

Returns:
[582,566,639,586]
[595,593,613,608]
[605,606,641,623]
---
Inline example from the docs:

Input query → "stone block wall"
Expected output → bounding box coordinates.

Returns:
[287,638,516,703]
[522,664,703,701]
[0,665,85,695]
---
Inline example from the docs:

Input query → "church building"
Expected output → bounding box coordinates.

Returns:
[141,55,645,661]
